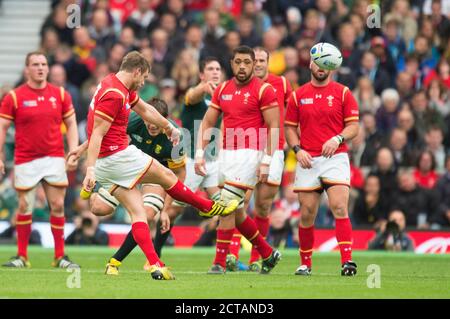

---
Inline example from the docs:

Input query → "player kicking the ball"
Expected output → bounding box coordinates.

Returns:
[284,45,359,276]
[68,98,185,275]
[82,51,238,280]
[196,46,281,274]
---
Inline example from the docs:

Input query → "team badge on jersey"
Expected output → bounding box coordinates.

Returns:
[49,96,57,109]
[155,144,162,154]
[327,95,334,106]
[243,92,250,104]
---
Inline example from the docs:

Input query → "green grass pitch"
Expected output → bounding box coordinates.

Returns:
[0,245,449,299]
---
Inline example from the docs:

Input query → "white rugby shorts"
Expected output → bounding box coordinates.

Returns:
[293,152,350,192]
[14,156,68,190]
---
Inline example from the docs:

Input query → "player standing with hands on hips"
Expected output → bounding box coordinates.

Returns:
[285,43,359,276]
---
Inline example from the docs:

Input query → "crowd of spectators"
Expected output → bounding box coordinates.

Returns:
[1,0,450,248]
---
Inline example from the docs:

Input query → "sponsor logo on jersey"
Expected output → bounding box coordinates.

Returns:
[22,100,38,107]
[132,134,143,143]
[146,139,152,144]
[315,94,322,99]
[300,98,313,105]
[109,145,119,151]
[221,94,233,101]
[37,96,45,102]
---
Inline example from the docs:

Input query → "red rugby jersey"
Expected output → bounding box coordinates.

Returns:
[210,76,278,150]
[285,81,359,157]
[87,73,139,158]
[0,83,74,164]
[264,73,292,149]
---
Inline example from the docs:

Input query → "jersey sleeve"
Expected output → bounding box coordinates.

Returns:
[0,92,16,121]
[342,87,359,123]
[95,91,124,122]
[129,90,139,107]
[285,92,299,127]
[61,88,75,119]
[127,111,144,134]
[209,83,223,111]
[259,83,278,111]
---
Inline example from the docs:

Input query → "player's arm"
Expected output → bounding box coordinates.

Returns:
[0,118,12,174]
[0,93,15,175]
[322,88,360,158]
[83,117,112,191]
[194,107,221,176]
[260,106,280,182]
[185,81,216,105]
[133,98,180,145]
[66,140,88,170]
[285,93,312,169]
[63,113,79,171]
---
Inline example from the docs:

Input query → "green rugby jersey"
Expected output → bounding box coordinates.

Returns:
[127,111,186,170]
[180,93,220,161]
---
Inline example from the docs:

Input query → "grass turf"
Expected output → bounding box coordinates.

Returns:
[0,245,449,299]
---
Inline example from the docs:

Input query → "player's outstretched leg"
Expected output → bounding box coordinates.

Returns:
[141,161,238,218]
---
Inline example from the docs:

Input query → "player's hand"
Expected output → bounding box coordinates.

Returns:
[321,138,340,158]
[194,157,207,176]
[204,81,217,96]
[82,166,96,192]
[65,151,79,172]
[0,159,5,175]
[257,163,270,183]
[296,150,313,169]
[165,124,181,146]
[160,211,171,234]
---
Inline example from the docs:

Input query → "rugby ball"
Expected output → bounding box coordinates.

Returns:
[310,42,343,70]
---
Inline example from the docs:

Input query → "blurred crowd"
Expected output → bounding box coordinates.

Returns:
[1,0,450,248]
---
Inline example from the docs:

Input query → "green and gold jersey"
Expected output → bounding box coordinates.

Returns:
[127,112,186,170]
[180,93,221,161]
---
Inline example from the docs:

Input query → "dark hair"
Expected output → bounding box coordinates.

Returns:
[25,51,47,66]
[416,150,436,171]
[119,51,151,73]
[253,46,270,61]
[199,56,221,73]
[148,97,168,118]
[231,45,255,61]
